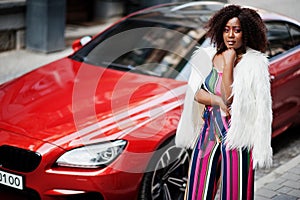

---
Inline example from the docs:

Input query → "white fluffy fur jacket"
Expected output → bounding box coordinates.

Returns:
[175,46,273,169]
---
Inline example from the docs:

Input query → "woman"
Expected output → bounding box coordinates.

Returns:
[175,5,273,200]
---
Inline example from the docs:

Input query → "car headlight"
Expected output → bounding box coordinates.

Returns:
[56,140,127,168]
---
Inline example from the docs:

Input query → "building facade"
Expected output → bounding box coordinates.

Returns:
[0,0,194,52]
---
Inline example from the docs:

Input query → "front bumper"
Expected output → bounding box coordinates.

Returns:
[0,153,143,200]
[0,130,144,200]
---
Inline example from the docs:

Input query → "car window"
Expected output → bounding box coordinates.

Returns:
[288,23,300,46]
[175,37,212,81]
[265,22,294,57]
[71,19,205,79]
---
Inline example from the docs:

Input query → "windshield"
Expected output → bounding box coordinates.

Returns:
[71,18,206,79]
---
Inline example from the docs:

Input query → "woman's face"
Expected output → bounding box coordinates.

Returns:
[223,17,243,50]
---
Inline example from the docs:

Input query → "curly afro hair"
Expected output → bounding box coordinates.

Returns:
[205,4,268,54]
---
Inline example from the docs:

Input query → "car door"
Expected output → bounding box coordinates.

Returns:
[266,21,300,136]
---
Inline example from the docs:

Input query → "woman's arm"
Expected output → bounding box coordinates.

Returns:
[221,49,236,105]
[195,88,229,115]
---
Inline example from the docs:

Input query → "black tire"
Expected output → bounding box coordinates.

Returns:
[138,137,190,200]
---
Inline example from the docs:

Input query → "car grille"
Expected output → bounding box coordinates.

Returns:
[0,145,42,173]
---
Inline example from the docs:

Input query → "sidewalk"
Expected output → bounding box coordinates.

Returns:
[255,154,300,199]
[0,20,300,200]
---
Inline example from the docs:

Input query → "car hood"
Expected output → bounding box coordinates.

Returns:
[0,58,186,149]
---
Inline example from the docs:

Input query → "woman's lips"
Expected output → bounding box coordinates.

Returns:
[227,41,236,45]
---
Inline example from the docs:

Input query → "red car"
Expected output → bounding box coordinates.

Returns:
[0,2,299,200]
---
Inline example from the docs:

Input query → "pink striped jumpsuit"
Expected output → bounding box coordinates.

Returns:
[186,67,254,200]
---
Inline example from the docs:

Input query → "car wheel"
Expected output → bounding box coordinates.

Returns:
[138,137,190,200]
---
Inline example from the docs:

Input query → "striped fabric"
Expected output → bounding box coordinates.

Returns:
[186,68,254,200]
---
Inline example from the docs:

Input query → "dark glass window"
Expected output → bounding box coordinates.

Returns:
[265,22,294,57]
[265,21,300,58]
[288,23,300,46]
[71,19,205,78]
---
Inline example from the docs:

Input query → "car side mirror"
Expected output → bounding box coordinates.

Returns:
[72,36,92,51]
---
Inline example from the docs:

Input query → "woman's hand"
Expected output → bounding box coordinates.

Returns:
[222,48,236,68]
[216,95,230,116]
[195,89,230,116]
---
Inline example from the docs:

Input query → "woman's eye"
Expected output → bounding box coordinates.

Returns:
[234,29,241,33]
[224,28,229,33]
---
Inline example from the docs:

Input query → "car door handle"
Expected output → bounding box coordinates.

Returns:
[270,75,275,80]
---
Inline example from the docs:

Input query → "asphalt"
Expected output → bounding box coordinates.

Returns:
[0,21,300,200]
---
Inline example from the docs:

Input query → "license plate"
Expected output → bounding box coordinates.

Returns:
[0,169,23,190]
